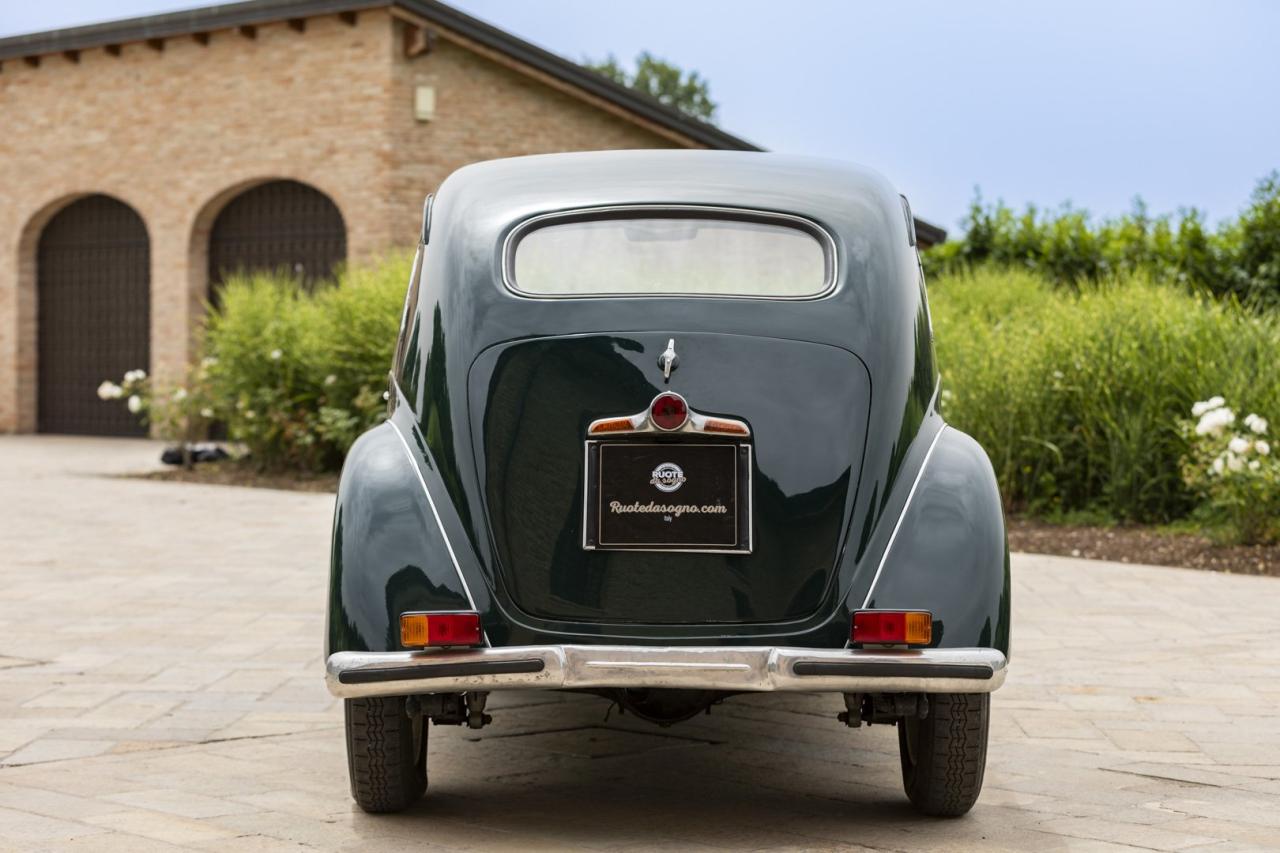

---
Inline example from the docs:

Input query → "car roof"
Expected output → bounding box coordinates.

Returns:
[436,150,903,234]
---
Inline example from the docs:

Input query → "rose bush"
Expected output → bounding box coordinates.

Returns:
[1181,398,1279,543]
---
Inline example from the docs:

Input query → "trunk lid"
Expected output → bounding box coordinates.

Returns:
[468,331,870,625]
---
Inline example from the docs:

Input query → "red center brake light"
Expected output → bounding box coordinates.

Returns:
[852,610,933,646]
[400,612,483,648]
[650,393,688,430]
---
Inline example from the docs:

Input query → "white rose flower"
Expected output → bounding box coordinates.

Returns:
[1195,407,1235,437]
[269,349,283,361]
[1191,396,1226,417]
[201,356,218,368]
[1244,413,1268,435]
[1227,453,1244,473]
[124,369,147,384]
[1211,455,1225,475]
[1229,436,1251,455]
[324,374,338,387]
[1250,459,1261,471]
[244,410,256,419]
[172,388,188,402]
[1256,440,1270,456]
[200,407,214,419]
[97,381,122,400]
[127,395,143,414]
[1052,370,1064,380]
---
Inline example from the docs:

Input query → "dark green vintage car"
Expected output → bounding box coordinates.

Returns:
[325,151,1010,817]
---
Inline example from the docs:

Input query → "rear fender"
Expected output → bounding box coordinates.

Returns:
[860,427,1011,656]
[326,421,475,655]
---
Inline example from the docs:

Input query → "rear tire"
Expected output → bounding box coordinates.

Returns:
[345,696,427,813]
[897,693,989,817]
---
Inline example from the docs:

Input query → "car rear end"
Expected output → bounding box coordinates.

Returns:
[325,151,1009,816]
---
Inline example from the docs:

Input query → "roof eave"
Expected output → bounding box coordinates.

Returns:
[0,0,384,60]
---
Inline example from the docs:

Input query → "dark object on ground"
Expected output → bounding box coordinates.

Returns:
[1008,517,1280,577]
[160,443,231,466]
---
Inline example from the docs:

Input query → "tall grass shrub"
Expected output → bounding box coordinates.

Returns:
[932,269,1280,522]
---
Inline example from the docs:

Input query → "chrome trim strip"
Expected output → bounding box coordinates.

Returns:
[859,422,947,609]
[387,420,479,615]
[587,392,751,437]
[501,204,840,301]
[326,645,1007,698]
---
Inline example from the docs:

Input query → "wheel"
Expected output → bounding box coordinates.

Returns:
[897,693,989,817]
[344,696,427,813]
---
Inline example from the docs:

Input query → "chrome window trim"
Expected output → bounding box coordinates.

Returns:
[501,204,840,301]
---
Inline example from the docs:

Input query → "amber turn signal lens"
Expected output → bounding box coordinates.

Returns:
[589,417,634,435]
[851,610,932,646]
[702,418,749,435]
[400,612,483,648]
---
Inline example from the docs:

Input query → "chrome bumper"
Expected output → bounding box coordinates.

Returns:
[325,645,1007,699]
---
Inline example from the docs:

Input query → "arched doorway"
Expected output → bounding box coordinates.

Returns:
[37,195,150,436]
[207,179,346,301]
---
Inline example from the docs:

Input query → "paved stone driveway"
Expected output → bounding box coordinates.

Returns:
[1,435,1279,852]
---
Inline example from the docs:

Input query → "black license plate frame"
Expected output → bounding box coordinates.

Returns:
[583,440,753,553]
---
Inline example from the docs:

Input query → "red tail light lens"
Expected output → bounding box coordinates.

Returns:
[852,610,932,646]
[400,612,483,648]
[650,393,688,430]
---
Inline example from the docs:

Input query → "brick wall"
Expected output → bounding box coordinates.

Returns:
[0,7,679,433]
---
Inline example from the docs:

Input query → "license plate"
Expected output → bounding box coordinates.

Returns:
[583,441,752,553]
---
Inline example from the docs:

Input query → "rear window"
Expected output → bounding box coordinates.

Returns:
[508,210,833,298]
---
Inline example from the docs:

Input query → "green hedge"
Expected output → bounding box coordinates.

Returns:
[201,253,412,471]
[924,172,1280,307]
[932,268,1280,522]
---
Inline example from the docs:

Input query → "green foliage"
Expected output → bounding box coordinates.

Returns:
[199,253,411,471]
[924,172,1280,307]
[1180,401,1278,544]
[932,268,1280,528]
[587,51,718,122]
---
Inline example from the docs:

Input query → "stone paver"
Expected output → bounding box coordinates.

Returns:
[1,434,1279,851]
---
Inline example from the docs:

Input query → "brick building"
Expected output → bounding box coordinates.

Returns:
[0,0,944,436]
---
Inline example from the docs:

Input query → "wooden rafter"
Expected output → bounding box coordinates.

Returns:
[146,38,164,51]
[24,55,40,68]
[288,18,306,33]
[238,25,257,39]
[339,11,358,26]
[403,23,435,58]
[105,44,122,56]
[192,32,210,46]
[63,50,80,63]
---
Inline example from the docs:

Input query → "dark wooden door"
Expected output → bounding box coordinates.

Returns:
[207,180,346,301]
[38,195,150,436]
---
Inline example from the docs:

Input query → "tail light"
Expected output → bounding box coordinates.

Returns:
[400,612,483,648]
[852,610,932,646]
[650,392,688,430]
